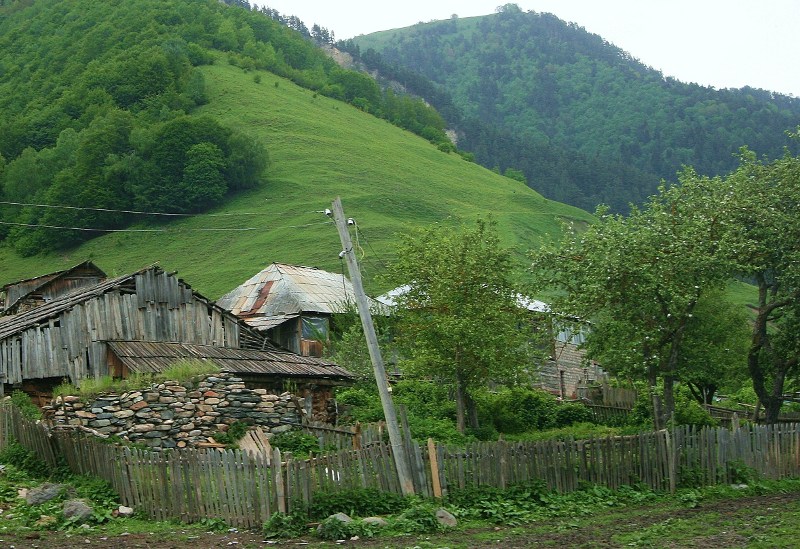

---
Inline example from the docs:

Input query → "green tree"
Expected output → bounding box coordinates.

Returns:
[385,219,537,433]
[676,290,750,405]
[723,147,800,423]
[531,171,734,428]
[180,142,227,211]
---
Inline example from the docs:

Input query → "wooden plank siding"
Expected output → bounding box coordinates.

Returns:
[0,268,243,386]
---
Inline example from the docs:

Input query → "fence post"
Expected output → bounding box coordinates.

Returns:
[664,429,676,494]
[427,438,442,498]
[273,447,285,514]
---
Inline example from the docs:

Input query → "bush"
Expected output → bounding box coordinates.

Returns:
[307,488,408,520]
[0,442,51,479]
[674,386,717,428]
[11,390,42,420]
[214,420,249,446]
[392,500,447,533]
[478,388,559,434]
[270,430,320,458]
[263,511,309,538]
[553,402,594,427]
[316,515,384,540]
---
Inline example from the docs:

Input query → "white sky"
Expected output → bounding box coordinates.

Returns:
[254,1,800,97]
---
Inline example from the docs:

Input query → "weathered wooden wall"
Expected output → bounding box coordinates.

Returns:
[0,270,240,385]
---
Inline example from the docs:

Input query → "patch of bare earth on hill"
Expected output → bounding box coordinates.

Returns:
[1,492,797,548]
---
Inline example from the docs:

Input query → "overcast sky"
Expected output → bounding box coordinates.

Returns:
[254,0,799,98]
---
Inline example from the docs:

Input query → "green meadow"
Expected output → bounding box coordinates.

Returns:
[0,60,593,299]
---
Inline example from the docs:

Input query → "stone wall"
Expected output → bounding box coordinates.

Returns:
[44,372,305,450]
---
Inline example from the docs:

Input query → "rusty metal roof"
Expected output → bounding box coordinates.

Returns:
[216,263,384,318]
[106,340,354,380]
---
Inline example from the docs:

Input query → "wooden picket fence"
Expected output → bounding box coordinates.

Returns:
[301,419,386,450]
[2,403,800,526]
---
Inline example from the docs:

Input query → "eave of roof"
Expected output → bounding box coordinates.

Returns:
[107,340,355,379]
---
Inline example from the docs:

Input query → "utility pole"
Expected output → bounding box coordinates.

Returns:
[331,197,415,496]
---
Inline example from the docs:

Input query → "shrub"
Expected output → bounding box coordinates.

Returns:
[0,442,50,478]
[11,390,42,420]
[263,511,309,538]
[391,500,447,533]
[214,420,249,446]
[270,430,320,459]
[553,402,594,427]
[479,387,559,434]
[306,488,408,520]
[674,387,717,428]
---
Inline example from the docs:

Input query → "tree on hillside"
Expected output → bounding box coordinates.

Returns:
[385,219,538,433]
[531,171,734,429]
[723,147,800,423]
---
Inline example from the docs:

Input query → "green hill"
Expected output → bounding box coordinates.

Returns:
[349,5,800,212]
[0,2,592,298]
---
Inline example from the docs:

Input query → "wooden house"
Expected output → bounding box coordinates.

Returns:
[377,287,607,398]
[1,260,107,316]
[216,263,386,357]
[0,266,354,413]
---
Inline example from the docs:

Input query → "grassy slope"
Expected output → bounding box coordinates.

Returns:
[0,60,593,299]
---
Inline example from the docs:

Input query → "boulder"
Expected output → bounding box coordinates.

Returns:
[25,483,65,505]
[436,508,458,528]
[62,499,93,521]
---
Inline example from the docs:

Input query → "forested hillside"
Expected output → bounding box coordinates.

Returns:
[349,4,800,212]
[0,0,451,256]
[0,0,593,297]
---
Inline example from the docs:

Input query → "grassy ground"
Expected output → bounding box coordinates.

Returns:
[0,58,592,299]
[2,485,798,548]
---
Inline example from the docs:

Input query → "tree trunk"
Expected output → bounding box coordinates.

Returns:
[466,390,480,431]
[648,364,663,430]
[662,375,675,427]
[746,277,794,425]
[456,381,466,433]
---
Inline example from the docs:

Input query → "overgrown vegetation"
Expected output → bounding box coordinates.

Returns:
[51,359,221,400]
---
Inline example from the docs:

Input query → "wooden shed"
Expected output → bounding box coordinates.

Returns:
[0,266,265,393]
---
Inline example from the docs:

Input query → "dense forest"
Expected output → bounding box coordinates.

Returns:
[349,4,800,212]
[0,0,451,255]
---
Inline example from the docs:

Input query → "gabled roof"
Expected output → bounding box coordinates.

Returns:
[2,260,106,313]
[217,263,378,318]
[107,340,354,380]
[0,266,220,341]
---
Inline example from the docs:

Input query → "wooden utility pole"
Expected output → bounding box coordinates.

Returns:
[331,197,415,496]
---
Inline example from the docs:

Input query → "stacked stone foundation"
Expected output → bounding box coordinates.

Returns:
[44,372,304,450]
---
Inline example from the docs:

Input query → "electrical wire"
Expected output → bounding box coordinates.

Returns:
[0,220,334,233]
[0,200,270,217]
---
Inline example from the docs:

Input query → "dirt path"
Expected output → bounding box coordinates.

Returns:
[3,491,798,548]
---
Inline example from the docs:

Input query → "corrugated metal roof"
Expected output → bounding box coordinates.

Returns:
[242,314,299,331]
[107,340,354,379]
[217,263,385,317]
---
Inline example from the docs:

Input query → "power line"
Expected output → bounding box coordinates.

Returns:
[0,200,271,217]
[0,220,334,233]
[0,221,257,232]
